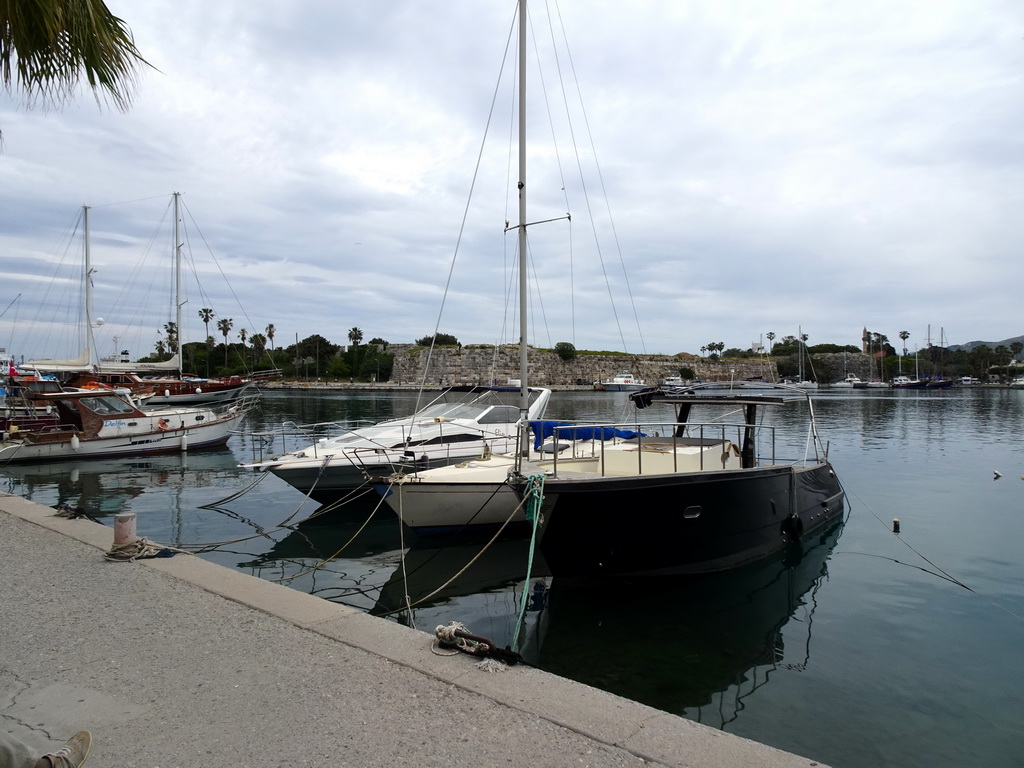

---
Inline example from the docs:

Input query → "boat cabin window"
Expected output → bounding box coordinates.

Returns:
[407,433,492,447]
[416,402,489,420]
[477,405,519,424]
[76,395,137,415]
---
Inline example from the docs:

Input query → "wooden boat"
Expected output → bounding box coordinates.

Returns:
[0,377,253,463]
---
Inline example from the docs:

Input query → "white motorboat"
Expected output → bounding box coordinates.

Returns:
[246,386,551,502]
[594,372,646,392]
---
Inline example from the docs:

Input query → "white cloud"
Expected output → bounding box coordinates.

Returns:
[2,0,1022,365]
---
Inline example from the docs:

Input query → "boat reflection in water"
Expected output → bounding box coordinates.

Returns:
[371,533,550,639]
[0,448,241,521]
[526,518,845,727]
[238,509,407,612]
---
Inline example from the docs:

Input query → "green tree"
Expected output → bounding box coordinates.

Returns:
[347,327,363,346]
[265,323,276,351]
[1,0,149,122]
[554,341,577,363]
[765,332,775,354]
[416,333,459,347]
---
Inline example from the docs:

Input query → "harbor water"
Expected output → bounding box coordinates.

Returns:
[2,387,1022,768]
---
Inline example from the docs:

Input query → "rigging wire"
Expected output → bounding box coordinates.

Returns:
[544,0,647,355]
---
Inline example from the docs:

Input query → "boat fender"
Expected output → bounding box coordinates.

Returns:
[70,434,80,452]
[783,512,804,541]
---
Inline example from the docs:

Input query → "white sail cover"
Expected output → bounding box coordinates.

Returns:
[25,348,93,373]
[98,353,180,373]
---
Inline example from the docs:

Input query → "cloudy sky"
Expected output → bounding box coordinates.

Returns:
[2,0,1022,365]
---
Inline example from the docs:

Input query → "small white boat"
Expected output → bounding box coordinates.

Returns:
[831,374,864,389]
[1009,376,1024,390]
[595,372,646,392]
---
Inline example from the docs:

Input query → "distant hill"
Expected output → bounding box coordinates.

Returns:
[949,335,1024,351]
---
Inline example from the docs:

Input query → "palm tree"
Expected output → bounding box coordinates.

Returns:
[250,333,267,367]
[162,321,178,355]
[199,308,215,376]
[239,328,248,347]
[199,308,215,343]
[216,317,233,365]
[765,332,775,354]
[348,327,363,346]
[265,323,276,351]
[899,330,910,375]
[1,0,149,114]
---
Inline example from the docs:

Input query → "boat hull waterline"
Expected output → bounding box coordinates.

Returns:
[536,463,844,577]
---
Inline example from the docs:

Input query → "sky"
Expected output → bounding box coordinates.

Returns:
[2,0,1023,364]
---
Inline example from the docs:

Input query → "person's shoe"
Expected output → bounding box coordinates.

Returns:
[37,730,92,768]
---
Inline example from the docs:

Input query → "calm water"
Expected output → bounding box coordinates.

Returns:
[2,387,1022,768]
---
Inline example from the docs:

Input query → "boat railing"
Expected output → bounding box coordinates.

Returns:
[249,368,284,381]
[243,418,381,461]
[547,420,784,477]
[347,431,525,474]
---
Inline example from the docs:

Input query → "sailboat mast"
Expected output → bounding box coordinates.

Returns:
[173,192,184,377]
[515,0,530,468]
[84,205,96,366]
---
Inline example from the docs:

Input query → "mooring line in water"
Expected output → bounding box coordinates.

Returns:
[197,468,269,509]
[379,483,532,620]
[272,492,390,583]
[838,473,974,593]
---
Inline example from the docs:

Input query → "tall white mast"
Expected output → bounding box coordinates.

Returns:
[84,205,96,366]
[516,0,529,465]
[173,192,184,377]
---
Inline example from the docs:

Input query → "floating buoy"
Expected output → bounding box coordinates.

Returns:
[893,518,901,534]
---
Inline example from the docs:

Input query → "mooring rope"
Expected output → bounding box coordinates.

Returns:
[379,479,532,618]
[198,468,269,508]
[510,473,545,654]
[104,538,192,562]
[837,472,974,593]
[271,491,392,583]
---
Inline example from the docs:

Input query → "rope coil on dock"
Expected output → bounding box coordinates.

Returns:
[104,539,192,562]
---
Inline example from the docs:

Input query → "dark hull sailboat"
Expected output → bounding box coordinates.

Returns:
[533,384,846,578]
[538,461,843,577]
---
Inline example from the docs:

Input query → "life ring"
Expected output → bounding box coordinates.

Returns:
[783,512,804,541]
[157,418,170,431]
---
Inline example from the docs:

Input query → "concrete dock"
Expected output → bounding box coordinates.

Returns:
[0,493,828,767]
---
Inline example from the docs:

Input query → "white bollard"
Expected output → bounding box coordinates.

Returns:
[113,512,139,547]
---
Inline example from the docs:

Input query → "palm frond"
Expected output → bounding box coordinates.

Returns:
[0,0,151,110]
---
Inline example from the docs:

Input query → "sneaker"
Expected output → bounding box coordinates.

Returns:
[38,730,92,768]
